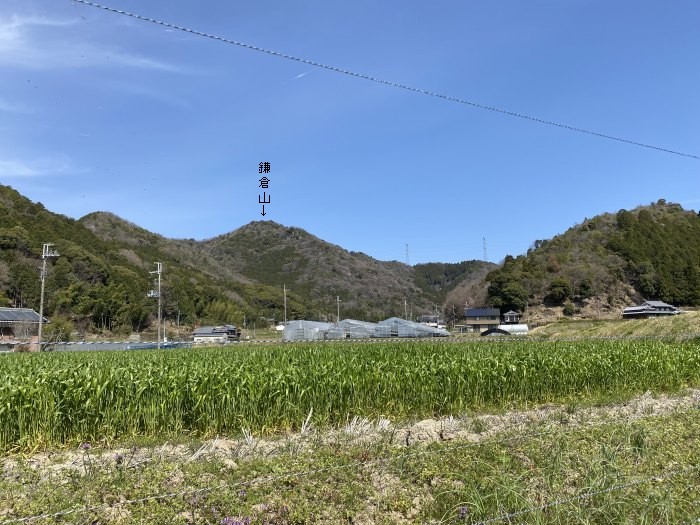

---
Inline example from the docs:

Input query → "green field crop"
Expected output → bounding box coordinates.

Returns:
[1,339,699,451]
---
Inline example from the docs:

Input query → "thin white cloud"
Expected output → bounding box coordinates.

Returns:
[0,159,39,177]
[108,81,190,108]
[0,97,32,113]
[0,156,85,178]
[0,14,186,73]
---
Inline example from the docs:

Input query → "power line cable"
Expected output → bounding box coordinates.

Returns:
[71,0,699,160]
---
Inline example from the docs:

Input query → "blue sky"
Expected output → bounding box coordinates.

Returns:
[1,1,698,265]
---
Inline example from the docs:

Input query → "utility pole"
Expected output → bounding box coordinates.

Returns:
[38,243,59,351]
[148,262,162,349]
[404,299,408,320]
[283,284,289,324]
[336,296,341,324]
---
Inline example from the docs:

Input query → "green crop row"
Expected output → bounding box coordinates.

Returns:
[1,339,699,451]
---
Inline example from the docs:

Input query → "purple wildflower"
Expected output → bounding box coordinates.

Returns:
[114,453,124,465]
[458,506,469,519]
[80,442,91,450]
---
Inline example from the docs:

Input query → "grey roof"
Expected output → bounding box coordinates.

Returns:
[623,301,680,315]
[0,308,42,323]
[642,301,675,308]
[503,310,520,316]
[464,308,500,317]
[623,306,650,314]
[193,325,237,336]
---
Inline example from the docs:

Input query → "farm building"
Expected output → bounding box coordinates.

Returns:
[283,321,334,341]
[192,325,241,345]
[0,307,43,351]
[283,318,449,341]
[378,317,450,338]
[418,315,446,329]
[481,324,528,336]
[622,301,681,319]
[498,323,529,335]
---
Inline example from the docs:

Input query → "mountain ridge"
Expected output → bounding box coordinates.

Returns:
[0,185,490,333]
[3,185,698,335]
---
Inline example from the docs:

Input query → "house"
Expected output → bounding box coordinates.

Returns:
[192,325,242,345]
[502,310,521,324]
[463,308,500,333]
[418,315,446,329]
[0,308,44,351]
[622,301,681,319]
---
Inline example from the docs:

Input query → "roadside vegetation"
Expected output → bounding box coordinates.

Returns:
[2,397,699,524]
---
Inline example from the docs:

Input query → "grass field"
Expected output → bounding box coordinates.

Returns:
[2,397,699,524]
[2,339,700,452]
[529,309,700,339]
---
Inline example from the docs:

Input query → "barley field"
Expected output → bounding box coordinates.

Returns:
[2,339,700,451]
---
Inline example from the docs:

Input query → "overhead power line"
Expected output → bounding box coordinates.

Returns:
[73,0,699,161]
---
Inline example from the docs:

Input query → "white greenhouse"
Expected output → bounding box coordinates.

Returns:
[282,317,450,341]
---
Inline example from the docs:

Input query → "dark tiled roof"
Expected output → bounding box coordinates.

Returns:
[0,308,42,323]
[464,308,500,317]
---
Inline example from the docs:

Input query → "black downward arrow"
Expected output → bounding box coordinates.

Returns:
[261,205,266,216]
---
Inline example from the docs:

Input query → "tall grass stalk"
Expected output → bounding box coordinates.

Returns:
[1,339,699,450]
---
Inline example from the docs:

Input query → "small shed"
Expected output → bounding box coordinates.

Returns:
[502,310,521,324]
[0,308,44,350]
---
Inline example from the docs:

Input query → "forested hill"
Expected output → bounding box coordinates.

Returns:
[0,185,263,334]
[486,200,700,313]
[0,185,489,335]
[198,221,492,320]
